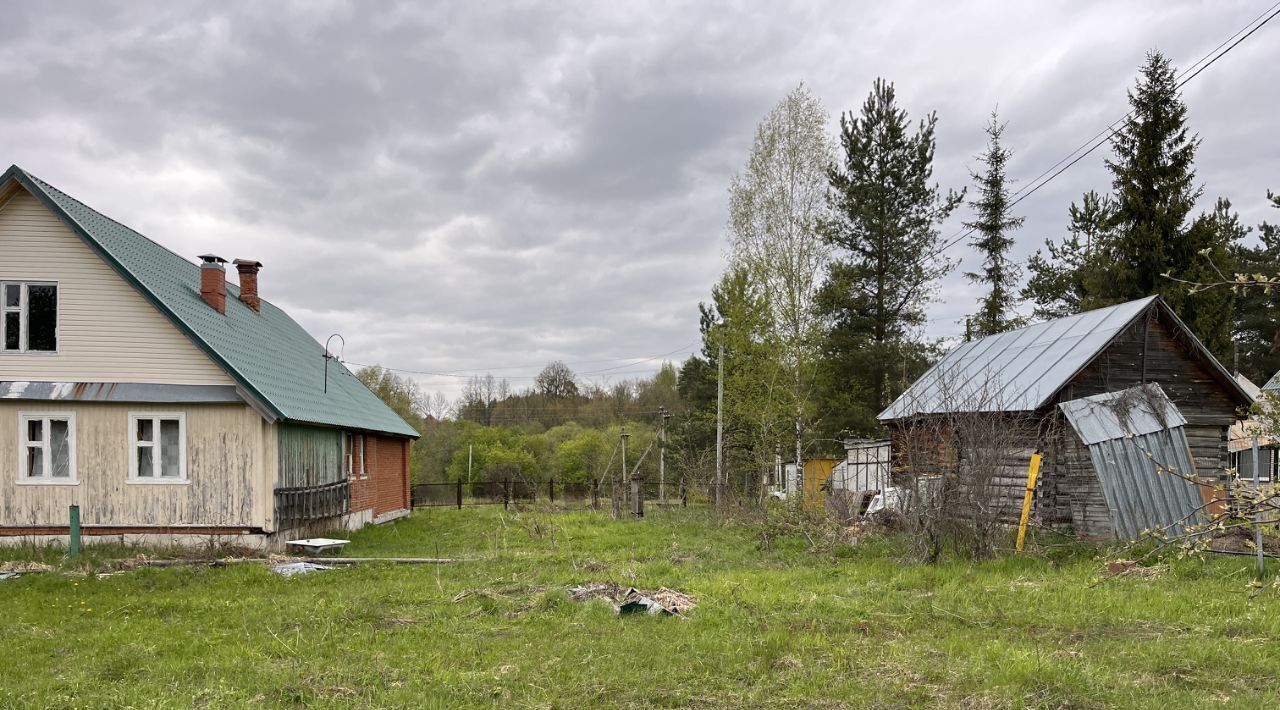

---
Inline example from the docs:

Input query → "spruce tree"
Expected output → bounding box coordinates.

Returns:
[1100,50,1202,302]
[963,112,1024,335]
[1233,191,1280,382]
[1023,51,1239,360]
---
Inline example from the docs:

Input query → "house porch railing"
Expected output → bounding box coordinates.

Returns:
[274,479,350,527]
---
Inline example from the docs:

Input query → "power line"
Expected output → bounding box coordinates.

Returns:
[926,2,1280,261]
[1002,1,1280,209]
[345,362,689,382]
[344,343,697,381]
[577,343,698,375]
[403,343,699,374]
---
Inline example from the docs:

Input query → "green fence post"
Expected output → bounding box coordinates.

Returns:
[69,505,81,557]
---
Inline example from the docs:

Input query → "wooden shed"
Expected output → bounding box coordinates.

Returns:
[878,296,1251,540]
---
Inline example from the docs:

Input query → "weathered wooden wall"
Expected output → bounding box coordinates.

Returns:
[0,402,275,529]
[277,423,343,488]
[1038,419,1114,539]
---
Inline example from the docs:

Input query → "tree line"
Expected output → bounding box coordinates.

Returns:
[684,49,1279,489]
[358,49,1279,494]
[357,362,684,485]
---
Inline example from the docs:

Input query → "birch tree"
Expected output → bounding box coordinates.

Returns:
[726,84,832,479]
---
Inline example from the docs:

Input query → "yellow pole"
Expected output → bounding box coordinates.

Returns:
[1015,453,1043,552]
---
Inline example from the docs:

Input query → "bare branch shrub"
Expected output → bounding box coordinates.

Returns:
[893,375,1041,562]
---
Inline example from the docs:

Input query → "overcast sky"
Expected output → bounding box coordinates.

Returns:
[2,1,1277,401]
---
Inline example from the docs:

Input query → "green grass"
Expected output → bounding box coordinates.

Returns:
[2,506,1278,708]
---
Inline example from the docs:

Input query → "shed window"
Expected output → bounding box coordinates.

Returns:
[129,413,186,483]
[18,413,75,483]
[1,282,57,353]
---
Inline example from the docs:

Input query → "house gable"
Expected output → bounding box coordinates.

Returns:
[3,165,417,437]
[0,188,234,386]
[1057,304,1242,426]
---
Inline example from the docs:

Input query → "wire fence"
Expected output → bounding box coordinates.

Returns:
[410,477,707,512]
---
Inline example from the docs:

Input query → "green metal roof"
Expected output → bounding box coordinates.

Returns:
[1,165,419,438]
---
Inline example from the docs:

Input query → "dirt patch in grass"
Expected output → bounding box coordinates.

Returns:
[1208,526,1280,555]
[1103,559,1167,580]
[371,617,422,630]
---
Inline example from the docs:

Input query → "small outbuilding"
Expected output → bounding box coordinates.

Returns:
[878,296,1252,540]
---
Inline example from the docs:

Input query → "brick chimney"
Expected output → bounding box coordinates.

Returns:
[234,259,263,312]
[198,255,228,314]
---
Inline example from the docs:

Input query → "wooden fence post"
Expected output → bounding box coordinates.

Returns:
[548,478,555,503]
[456,478,463,510]
[592,478,599,510]
[680,478,687,508]
[504,478,511,510]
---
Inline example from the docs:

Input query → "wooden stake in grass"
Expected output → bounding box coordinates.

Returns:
[1015,453,1042,552]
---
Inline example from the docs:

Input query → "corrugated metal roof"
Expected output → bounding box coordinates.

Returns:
[1058,384,1185,445]
[1059,385,1206,540]
[879,297,1158,420]
[1263,370,1280,392]
[0,381,242,403]
[1,165,418,437]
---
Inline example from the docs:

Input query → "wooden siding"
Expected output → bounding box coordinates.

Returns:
[0,190,233,385]
[1058,310,1235,483]
[277,423,343,488]
[1038,421,1114,539]
[1061,311,1239,426]
[0,402,275,529]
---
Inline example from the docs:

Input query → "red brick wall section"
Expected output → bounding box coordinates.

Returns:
[347,434,410,517]
[371,435,410,516]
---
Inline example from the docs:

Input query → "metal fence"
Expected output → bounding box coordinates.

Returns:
[411,477,695,511]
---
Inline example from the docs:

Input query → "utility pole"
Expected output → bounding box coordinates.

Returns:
[658,406,670,503]
[715,343,724,512]
[467,444,473,484]
[620,427,630,514]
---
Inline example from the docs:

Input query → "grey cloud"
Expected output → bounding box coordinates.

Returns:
[2,0,1276,396]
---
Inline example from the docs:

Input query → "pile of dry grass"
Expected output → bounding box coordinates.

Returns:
[567,582,699,614]
[0,560,54,574]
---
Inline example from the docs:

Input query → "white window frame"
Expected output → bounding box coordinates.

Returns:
[358,434,368,479]
[16,411,77,485]
[1,280,59,354]
[345,432,355,478]
[128,412,188,484]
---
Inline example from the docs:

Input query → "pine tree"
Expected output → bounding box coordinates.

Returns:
[963,112,1025,336]
[1023,191,1113,320]
[819,78,963,431]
